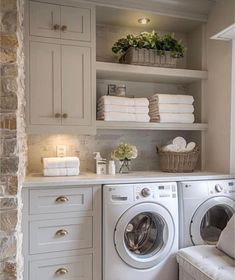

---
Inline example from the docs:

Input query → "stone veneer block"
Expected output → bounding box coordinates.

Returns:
[0,197,17,210]
[0,157,19,175]
[0,209,17,233]
[0,235,17,261]
[0,63,18,77]
[0,0,17,12]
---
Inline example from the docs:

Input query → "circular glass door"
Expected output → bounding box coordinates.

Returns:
[190,197,234,245]
[114,203,175,269]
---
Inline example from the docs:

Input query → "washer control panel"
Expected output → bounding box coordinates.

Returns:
[135,182,177,201]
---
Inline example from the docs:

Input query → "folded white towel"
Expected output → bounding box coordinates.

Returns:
[149,94,194,104]
[43,168,80,177]
[97,112,150,122]
[97,104,149,114]
[43,157,80,169]
[149,104,194,114]
[98,96,149,107]
[151,113,195,123]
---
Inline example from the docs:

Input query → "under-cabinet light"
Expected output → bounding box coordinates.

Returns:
[138,18,150,25]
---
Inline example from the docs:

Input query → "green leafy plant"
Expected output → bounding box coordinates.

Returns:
[112,31,186,58]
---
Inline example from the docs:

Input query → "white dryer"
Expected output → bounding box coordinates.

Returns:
[103,182,178,280]
[178,179,235,248]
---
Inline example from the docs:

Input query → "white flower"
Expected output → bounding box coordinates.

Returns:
[111,143,138,160]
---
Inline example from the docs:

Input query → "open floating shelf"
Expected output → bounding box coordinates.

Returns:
[96,62,208,84]
[96,121,208,131]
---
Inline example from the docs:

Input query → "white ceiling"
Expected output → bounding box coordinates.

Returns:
[90,0,215,22]
[96,6,203,33]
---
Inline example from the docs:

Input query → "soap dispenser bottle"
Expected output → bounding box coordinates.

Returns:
[94,152,107,175]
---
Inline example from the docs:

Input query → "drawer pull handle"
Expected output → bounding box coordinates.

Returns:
[53,24,60,31]
[55,268,68,275]
[55,196,69,203]
[55,229,68,237]
[62,113,68,119]
[61,25,67,32]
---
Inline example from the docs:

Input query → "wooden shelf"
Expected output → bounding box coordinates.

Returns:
[96,62,208,84]
[96,121,208,131]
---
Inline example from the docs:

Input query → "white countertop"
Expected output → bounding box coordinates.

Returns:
[23,171,235,188]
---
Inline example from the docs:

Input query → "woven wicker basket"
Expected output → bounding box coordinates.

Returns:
[157,146,199,173]
[120,47,177,68]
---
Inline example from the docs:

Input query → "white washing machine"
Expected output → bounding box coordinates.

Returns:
[103,182,178,280]
[178,179,235,248]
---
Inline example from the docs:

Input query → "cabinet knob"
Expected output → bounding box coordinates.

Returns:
[61,25,67,32]
[55,196,69,203]
[55,113,61,118]
[62,113,68,118]
[55,268,68,276]
[55,229,68,237]
[53,24,60,31]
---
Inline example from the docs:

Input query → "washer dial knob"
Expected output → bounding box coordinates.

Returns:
[215,184,223,192]
[141,188,151,197]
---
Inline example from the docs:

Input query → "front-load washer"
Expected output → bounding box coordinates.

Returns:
[103,182,178,280]
[178,179,235,248]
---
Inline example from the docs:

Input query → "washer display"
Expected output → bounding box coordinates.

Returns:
[178,179,235,248]
[103,183,178,280]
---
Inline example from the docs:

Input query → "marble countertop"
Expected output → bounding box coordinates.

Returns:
[23,171,235,188]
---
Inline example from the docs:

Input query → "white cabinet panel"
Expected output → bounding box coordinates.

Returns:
[61,6,91,41]
[29,41,61,125]
[30,1,60,38]
[29,187,93,214]
[30,217,93,254]
[61,45,92,126]
[30,254,92,280]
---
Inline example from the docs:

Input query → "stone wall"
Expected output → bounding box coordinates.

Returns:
[0,0,26,279]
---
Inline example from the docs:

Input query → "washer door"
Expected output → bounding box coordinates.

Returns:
[190,197,234,245]
[114,203,175,269]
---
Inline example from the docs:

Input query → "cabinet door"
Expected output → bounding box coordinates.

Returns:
[61,45,92,126]
[60,6,91,41]
[29,1,61,38]
[29,42,61,125]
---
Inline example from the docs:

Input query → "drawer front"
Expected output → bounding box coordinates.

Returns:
[29,187,92,214]
[30,217,92,254]
[29,1,61,38]
[30,254,92,280]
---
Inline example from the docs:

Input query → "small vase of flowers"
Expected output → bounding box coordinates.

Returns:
[111,143,138,173]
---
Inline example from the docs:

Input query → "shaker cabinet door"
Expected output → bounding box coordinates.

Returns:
[61,45,92,126]
[60,6,91,41]
[29,1,61,38]
[29,42,61,125]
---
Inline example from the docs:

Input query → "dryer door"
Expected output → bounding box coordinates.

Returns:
[190,197,234,245]
[114,202,175,269]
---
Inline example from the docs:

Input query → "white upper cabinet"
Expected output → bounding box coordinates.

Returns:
[29,1,91,42]
[61,45,92,126]
[29,41,61,125]
[60,6,91,41]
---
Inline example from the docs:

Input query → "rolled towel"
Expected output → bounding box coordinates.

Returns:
[151,113,195,123]
[43,167,80,177]
[43,157,80,169]
[98,96,149,107]
[97,104,149,114]
[149,94,194,104]
[97,112,150,122]
[149,104,194,114]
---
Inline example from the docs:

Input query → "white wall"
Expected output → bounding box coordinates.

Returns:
[205,0,233,172]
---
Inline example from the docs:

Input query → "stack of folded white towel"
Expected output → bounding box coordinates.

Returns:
[97,96,150,122]
[43,157,80,176]
[148,94,195,123]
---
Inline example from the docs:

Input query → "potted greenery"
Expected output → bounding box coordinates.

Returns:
[112,31,186,68]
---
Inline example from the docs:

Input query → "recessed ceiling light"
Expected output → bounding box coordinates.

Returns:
[138,18,150,25]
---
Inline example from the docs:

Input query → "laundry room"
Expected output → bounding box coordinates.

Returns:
[1,0,235,280]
